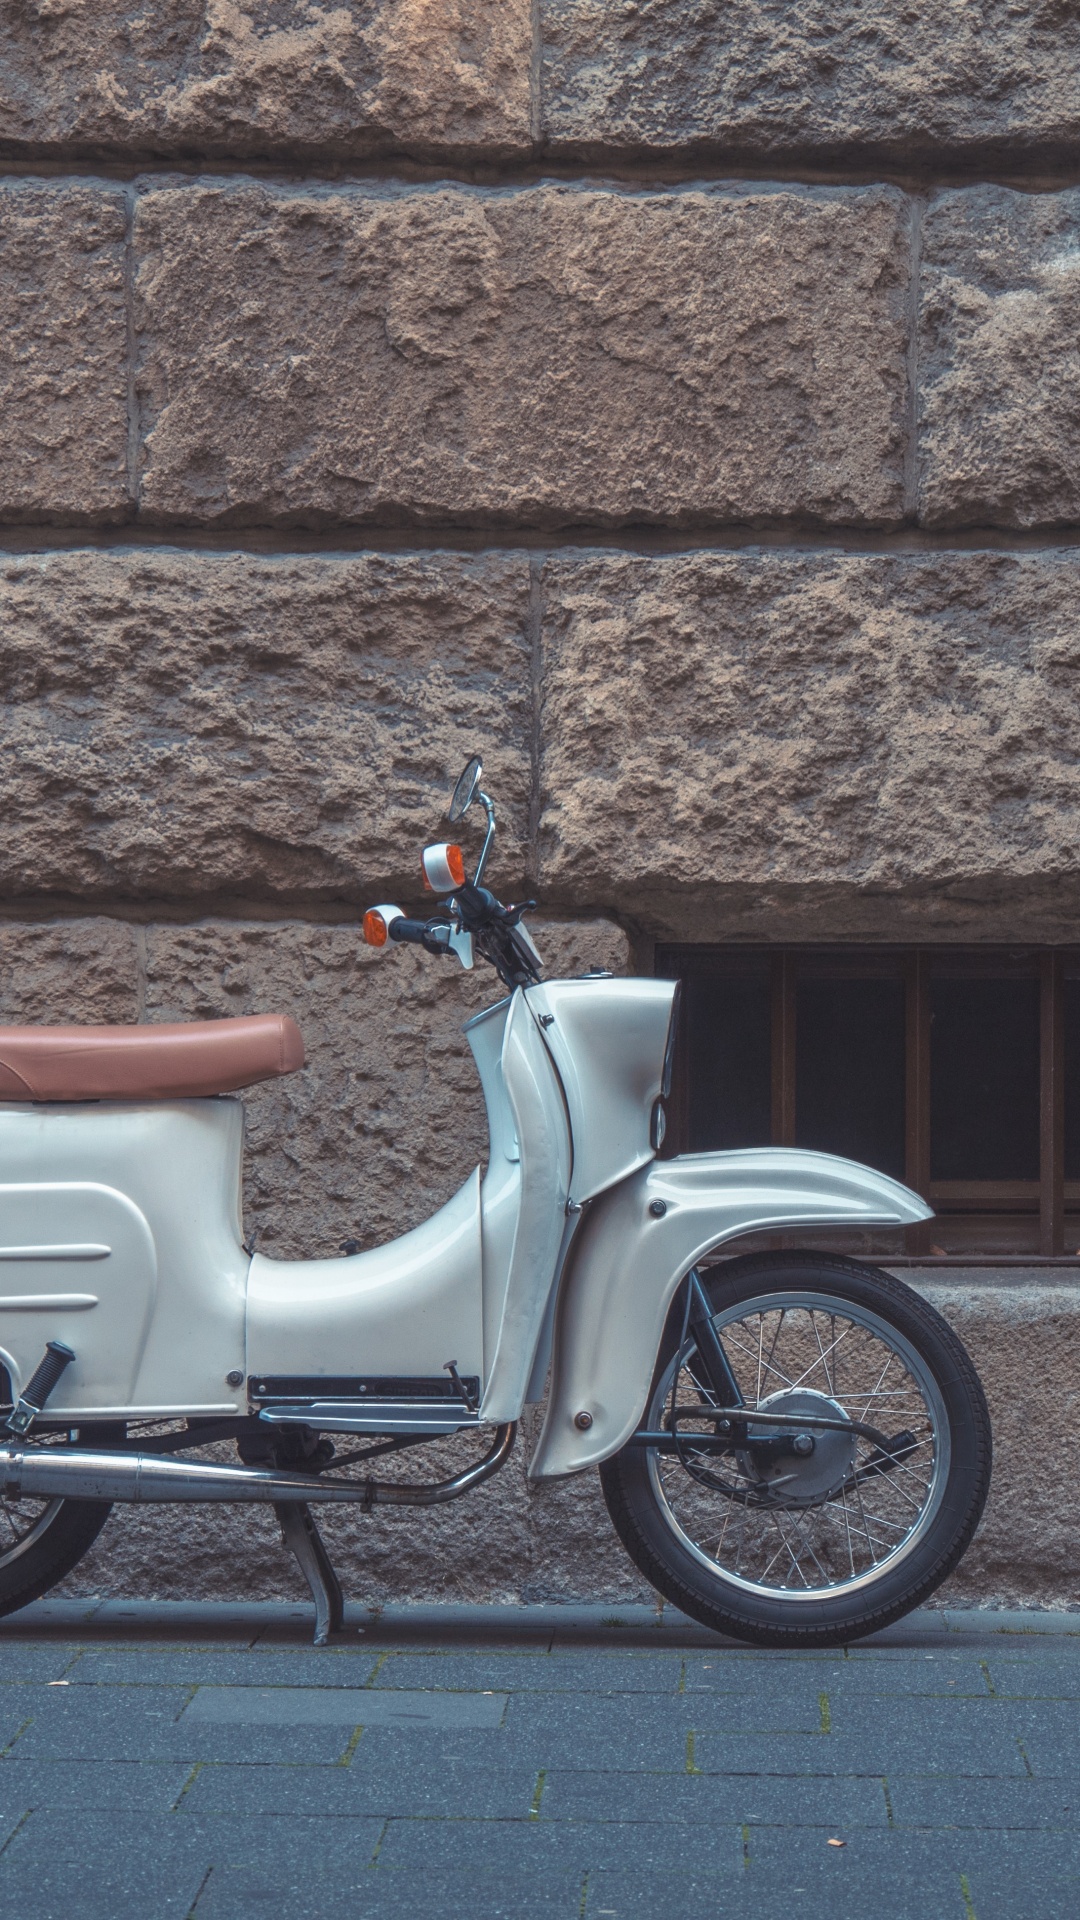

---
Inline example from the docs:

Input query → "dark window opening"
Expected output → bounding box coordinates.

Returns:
[796,975,905,1181]
[655,946,1080,1259]
[1064,979,1080,1184]
[683,965,770,1153]
[929,976,1040,1182]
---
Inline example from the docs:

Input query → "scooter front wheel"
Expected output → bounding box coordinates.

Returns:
[0,1426,123,1621]
[600,1253,991,1648]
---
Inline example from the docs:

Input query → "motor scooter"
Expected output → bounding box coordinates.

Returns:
[0,759,990,1646]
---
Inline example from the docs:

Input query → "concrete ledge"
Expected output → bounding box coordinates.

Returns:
[1,1598,1077,1650]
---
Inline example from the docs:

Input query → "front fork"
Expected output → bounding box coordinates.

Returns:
[667,1269,795,1469]
[684,1269,744,1409]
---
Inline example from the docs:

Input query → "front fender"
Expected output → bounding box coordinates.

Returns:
[527,1147,932,1480]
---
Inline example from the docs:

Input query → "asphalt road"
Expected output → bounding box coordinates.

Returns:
[0,1600,1074,1919]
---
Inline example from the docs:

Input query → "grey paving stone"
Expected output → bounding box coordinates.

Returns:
[688,1729,844,1774]
[8,1688,353,1765]
[340,1757,540,1820]
[496,1700,694,1772]
[746,1822,1078,1891]
[0,1854,207,1920]
[182,1755,537,1820]
[686,1690,833,1735]
[0,1804,31,1847]
[176,1764,383,1817]
[8,1680,189,1726]
[67,1647,385,1688]
[824,1677,993,1706]
[983,1656,1080,1699]
[182,1685,506,1727]
[584,1875,755,1920]
[195,1866,583,1920]
[505,1690,750,1733]
[583,1869,944,1920]
[182,1809,382,1873]
[743,1823,960,1880]
[539,1767,890,1828]
[0,1700,48,1752]
[692,1721,1029,1777]
[374,1813,744,1877]
[961,1858,1080,1920]
[831,1694,1019,1733]
[2,1805,384,1875]
[0,1758,194,1811]
[1005,1724,1080,1780]
[679,1652,850,1695]
[889,1775,1079,1829]
[817,1652,995,1698]
[379,1651,686,1693]
[336,1726,515,1771]
[0,1649,81,1684]
[827,1693,1045,1761]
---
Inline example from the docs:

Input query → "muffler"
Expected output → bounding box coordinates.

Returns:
[0,1423,515,1508]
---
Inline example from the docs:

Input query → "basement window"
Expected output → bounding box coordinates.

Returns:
[654,946,1080,1261]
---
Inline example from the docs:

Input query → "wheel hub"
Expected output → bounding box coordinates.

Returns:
[738,1388,858,1507]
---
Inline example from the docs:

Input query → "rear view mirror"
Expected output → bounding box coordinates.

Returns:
[448,756,483,823]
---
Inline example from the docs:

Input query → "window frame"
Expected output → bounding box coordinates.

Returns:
[654,944,1075,1263]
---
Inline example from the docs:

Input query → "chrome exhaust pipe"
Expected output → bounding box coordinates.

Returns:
[0,1423,515,1508]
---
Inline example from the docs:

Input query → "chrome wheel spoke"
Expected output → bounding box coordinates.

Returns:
[647,1288,948,1602]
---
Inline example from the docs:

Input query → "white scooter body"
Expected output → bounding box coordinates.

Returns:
[0,972,930,1471]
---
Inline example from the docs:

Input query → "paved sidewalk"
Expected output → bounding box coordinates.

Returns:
[0,1602,1075,1919]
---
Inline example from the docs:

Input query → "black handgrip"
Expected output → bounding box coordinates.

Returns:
[387,918,433,946]
[21,1341,76,1412]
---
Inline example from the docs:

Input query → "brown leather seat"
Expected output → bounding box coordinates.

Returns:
[0,1015,305,1103]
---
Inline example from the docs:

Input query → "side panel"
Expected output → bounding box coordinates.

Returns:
[0,1100,249,1417]
[528,1147,933,1480]
[247,1169,484,1381]
[478,991,573,1423]
[0,1183,156,1407]
[525,978,675,1205]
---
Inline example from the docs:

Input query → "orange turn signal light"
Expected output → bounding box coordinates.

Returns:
[363,909,388,947]
[421,843,466,892]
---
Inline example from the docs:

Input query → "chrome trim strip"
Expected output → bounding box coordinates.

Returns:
[0,1245,110,1261]
[0,1294,98,1311]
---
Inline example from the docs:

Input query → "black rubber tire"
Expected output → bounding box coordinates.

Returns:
[0,1425,123,1621]
[600,1253,992,1648]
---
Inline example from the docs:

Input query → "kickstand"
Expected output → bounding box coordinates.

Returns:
[274,1501,345,1646]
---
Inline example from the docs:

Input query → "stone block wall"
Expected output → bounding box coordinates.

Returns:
[0,3,1077,1605]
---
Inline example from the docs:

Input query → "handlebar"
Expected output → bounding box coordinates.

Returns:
[387,918,435,948]
[384,894,541,987]
[366,777,543,986]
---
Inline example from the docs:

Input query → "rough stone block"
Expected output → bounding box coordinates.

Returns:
[134,181,910,530]
[539,550,1080,941]
[0,918,137,1023]
[0,547,530,902]
[541,2,1080,167]
[0,2,532,162]
[142,915,630,1258]
[919,187,1080,531]
[0,180,128,522]
[921,1281,1080,1610]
